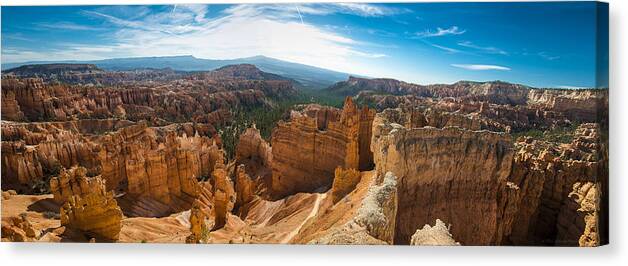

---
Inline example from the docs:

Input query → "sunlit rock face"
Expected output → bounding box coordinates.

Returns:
[371,108,515,245]
[50,166,103,204]
[410,219,460,246]
[59,175,123,241]
[526,89,608,123]
[1,119,223,217]
[507,123,607,246]
[331,167,361,204]
[270,97,375,199]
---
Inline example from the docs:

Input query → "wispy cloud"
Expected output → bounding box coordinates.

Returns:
[2,33,33,42]
[416,26,466,38]
[35,22,103,31]
[451,64,511,71]
[230,3,408,19]
[331,3,409,17]
[557,85,590,89]
[457,41,507,55]
[431,44,462,54]
[538,51,560,60]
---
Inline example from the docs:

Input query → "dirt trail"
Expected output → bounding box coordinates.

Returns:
[280,193,327,243]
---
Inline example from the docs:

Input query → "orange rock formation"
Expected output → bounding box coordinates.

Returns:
[331,167,361,203]
[60,176,123,241]
[270,97,375,198]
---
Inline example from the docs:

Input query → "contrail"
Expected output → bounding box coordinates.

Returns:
[295,5,304,24]
[171,4,177,15]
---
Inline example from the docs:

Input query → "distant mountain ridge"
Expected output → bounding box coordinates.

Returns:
[328,76,533,105]
[204,64,293,82]
[3,63,104,76]
[1,55,351,88]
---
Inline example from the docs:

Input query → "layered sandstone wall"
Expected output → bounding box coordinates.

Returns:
[527,89,608,123]
[331,167,361,204]
[270,97,375,198]
[211,160,235,230]
[371,108,515,245]
[60,176,123,241]
[507,123,607,246]
[2,119,223,216]
[1,75,294,123]
[96,123,223,214]
[234,164,255,209]
[50,166,103,204]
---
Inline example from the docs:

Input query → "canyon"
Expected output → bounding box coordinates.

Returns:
[1,65,608,246]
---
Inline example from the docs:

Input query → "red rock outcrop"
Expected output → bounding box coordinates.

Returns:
[270,97,375,198]
[98,124,222,216]
[371,108,515,245]
[1,119,222,217]
[186,201,209,244]
[211,160,235,230]
[235,164,255,209]
[50,166,104,204]
[1,70,294,123]
[1,120,105,193]
[527,89,608,123]
[557,181,601,247]
[234,127,273,199]
[60,176,123,241]
[331,167,361,204]
[1,89,25,121]
[235,127,273,171]
[507,123,607,246]
[1,214,41,242]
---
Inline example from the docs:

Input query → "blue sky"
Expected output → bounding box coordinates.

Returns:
[1,2,608,88]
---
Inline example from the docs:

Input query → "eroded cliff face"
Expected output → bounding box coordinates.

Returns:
[234,127,273,200]
[300,171,398,245]
[332,77,530,105]
[527,89,608,123]
[50,166,103,204]
[211,160,235,230]
[1,66,295,124]
[59,175,123,241]
[1,119,222,217]
[507,123,607,246]
[270,97,375,198]
[98,123,221,213]
[371,108,515,245]
[331,167,361,204]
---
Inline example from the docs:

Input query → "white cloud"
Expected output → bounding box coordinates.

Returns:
[451,64,511,71]
[5,4,388,75]
[457,41,507,55]
[538,51,560,60]
[556,85,590,89]
[416,26,465,38]
[431,44,461,54]
[36,22,103,31]
[332,3,407,17]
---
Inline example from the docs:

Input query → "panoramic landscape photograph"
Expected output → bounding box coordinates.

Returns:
[0,1,609,246]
